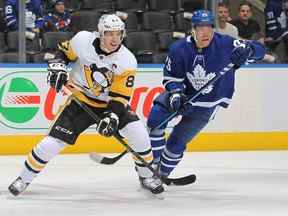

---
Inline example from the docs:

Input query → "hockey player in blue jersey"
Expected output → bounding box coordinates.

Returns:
[265,0,288,44]
[4,0,43,32]
[147,10,265,177]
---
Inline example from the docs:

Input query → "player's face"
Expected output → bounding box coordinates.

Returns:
[218,6,229,22]
[238,5,252,21]
[194,25,214,48]
[101,30,123,52]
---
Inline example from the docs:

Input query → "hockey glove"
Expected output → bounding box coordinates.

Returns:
[168,90,184,112]
[231,43,254,67]
[47,60,68,93]
[97,112,119,137]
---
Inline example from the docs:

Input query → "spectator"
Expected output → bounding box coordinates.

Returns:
[216,3,239,38]
[4,0,43,33]
[43,0,71,32]
[231,1,264,42]
[265,0,288,45]
[264,0,288,63]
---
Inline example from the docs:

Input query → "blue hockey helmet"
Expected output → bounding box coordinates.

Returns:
[191,10,215,27]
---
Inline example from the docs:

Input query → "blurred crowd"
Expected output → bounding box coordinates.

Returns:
[0,0,287,63]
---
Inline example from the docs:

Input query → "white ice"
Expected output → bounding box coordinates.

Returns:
[1,151,288,216]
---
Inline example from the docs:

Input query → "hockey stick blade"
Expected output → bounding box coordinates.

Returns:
[89,151,128,165]
[164,174,196,186]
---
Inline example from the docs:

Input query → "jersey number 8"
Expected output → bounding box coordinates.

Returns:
[126,75,135,87]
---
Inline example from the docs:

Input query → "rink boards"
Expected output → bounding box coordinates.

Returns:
[0,64,287,155]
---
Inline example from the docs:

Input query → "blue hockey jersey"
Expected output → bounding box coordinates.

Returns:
[265,0,287,40]
[5,0,43,31]
[163,33,265,109]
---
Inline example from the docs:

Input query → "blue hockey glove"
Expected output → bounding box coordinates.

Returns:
[168,90,184,112]
[97,112,119,137]
[231,43,254,67]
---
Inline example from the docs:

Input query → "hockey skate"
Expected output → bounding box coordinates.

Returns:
[8,177,29,196]
[139,176,164,194]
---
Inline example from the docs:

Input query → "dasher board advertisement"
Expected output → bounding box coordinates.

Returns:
[0,64,287,154]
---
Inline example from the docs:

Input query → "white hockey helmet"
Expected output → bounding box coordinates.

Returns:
[98,14,126,40]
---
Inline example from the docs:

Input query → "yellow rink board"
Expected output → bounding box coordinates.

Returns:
[1,132,288,155]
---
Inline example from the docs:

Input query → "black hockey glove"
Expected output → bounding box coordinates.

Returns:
[97,112,119,137]
[231,43,254,67]
[47,59,68,93]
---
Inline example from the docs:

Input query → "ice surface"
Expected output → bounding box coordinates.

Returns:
[1,151,288,216]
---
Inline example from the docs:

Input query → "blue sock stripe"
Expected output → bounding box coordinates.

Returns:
[158,150,184,177]
[152,145,165,151]
[162,152,182,162]
[163,148,183,159]
[160,161,177,168]
[161,156,179,166]
[150,136,165,141]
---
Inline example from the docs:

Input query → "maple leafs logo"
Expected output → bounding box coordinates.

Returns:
[187,64,216,94]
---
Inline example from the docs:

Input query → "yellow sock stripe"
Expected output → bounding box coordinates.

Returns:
[132,152,153,164]
[26,152,46,172]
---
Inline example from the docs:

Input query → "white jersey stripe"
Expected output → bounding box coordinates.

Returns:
[189,97,232,107]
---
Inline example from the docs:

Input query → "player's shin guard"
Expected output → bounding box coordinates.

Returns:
[9,136,67,196]
[159,148,183,177]
[119,120,154,178]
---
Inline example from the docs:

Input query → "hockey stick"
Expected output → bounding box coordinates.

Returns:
[89,150,128,165]
[90,62,235,165]
[64,85,196,186]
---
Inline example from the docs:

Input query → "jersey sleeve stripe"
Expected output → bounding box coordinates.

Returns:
[163,76,185,82]
[108,91,131,101]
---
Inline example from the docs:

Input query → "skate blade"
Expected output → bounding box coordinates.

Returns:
[137,187,165,200]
